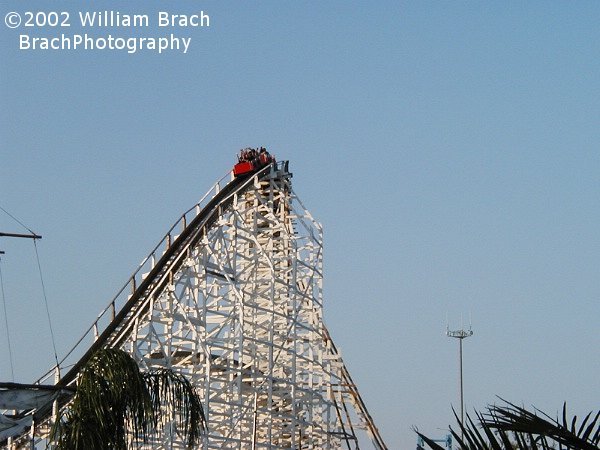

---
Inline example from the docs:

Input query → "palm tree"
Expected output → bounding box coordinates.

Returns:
[50,348,205,450]
[415,399,600,450]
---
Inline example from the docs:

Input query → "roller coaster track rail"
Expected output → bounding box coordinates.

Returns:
[36,162,280,388]
[26,160,388,450]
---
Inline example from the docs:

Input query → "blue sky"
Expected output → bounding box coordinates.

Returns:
[1,1,599,448]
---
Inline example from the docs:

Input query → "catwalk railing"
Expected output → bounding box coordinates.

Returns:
[35,162,282,388]
[20,159,388,450]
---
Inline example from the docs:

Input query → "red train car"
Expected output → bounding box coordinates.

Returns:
[233,161,254,176]
[233,147,274,177]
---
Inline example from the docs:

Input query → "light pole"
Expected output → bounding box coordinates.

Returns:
[447,324,473,442]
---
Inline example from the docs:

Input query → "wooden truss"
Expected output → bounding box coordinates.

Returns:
[7,162,387,449]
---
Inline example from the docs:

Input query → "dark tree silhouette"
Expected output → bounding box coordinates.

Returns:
[50,348,205,450]
[415,399,600,450]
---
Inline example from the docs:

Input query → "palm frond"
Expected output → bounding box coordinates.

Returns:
[51,348,153,449]
[50,349,205,449]
[416,399,600,450]
[412,427,447,450]
[483,399,600,450]
[143,368,206,448]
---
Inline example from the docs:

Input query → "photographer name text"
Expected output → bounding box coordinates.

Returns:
[5,10,210,54]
